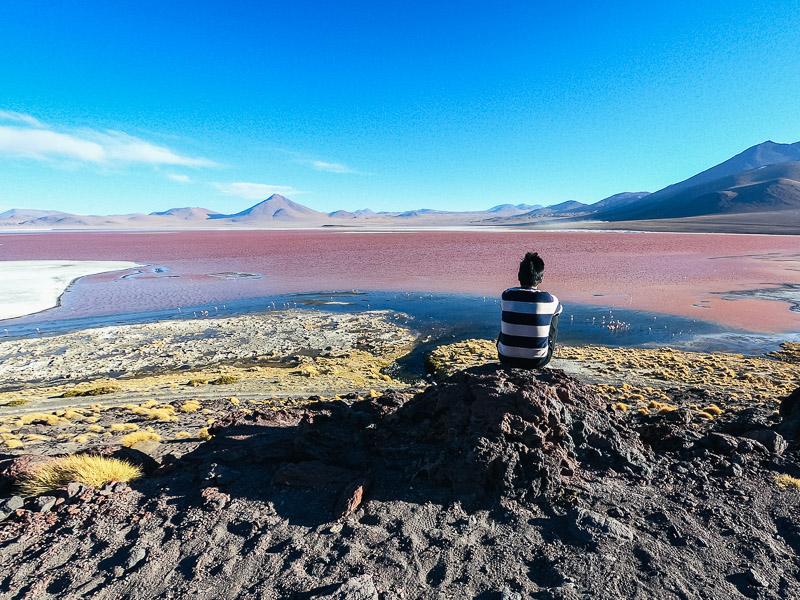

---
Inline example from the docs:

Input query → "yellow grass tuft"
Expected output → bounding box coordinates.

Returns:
[5,439,23,449]
[187,378,208,387]
[88,424,104,433]
[229,397,240,406]
[121,431,162,447]
[702,404,724,416]
[17,454,142,497]
[74,435,89,443]
[146,408,174,421]
[19,413,64,426]
[25,434,51,442]
[61,386,119,398]
[696,411,715,420]
[210,375,240,385]
[63,408,88,420]
[201,409,213,415]
[109,423,139,432]
[174,431,192,439]
[197,427,213,441]
[179,400,201,413]
[85,416,100,423]
[4,399,30,407]
[775,474,800,490]
[648,401,678,413]
[612,402,628,411]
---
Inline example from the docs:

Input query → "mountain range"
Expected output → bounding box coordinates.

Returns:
[2,140,799,234]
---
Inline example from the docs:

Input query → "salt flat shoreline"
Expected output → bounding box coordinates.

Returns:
[0,260,142,321]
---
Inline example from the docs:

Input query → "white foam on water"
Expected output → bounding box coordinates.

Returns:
[0,260,142,320]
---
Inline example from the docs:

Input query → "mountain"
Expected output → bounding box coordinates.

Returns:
[150,207,221,220]
[2,141,800,233]
[589,192,651,211]
[219,194,327,222]
[487,203,543,216]
[651,140,800,201]
[0,208,72,220]
[596,161,800,221]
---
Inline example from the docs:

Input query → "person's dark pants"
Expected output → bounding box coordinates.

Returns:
[498,314,559,369]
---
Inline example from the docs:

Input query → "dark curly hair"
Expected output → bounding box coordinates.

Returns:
[518,252,544,288]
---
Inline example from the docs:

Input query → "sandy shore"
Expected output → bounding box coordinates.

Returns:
[0,260,142,320]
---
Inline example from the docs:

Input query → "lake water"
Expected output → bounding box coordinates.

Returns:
[1,230,798,353]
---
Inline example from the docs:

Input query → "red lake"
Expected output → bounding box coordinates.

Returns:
[1,229,799,333]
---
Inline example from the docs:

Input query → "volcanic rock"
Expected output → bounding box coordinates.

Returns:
[0,454,55,494]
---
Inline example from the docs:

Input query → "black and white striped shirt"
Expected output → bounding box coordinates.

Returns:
[498,287,563,360]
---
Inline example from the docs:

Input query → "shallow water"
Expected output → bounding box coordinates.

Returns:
[1,230,798,354]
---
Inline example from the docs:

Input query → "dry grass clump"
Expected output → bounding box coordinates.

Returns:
[648,400,678,413]
[702,404,724,416]
[19,413,64,426]
[229,397,240,406]
[4,399,30,407]
[775,474,800,490]
[187,378,208,387]
[88,425,104,433]
[109,423,139,432]
[179,400,201,412]
[4,439,23,449]
[121,431,162,447]
[612,402,628,411]
[17,454,142,497]
[197,427,212,441]
[61,386,120,398]
[210,375,240,385]
[174,431,192,439]
[696,411,715,420]
[25,434,51,442]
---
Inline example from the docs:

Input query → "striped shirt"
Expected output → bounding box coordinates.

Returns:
[498,287,563,360]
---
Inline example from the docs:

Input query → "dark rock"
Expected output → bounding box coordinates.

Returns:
[737,438,768,455]
[33,495,56,512]
[333,478,369,520]
[384,365,650,500]
[569,508,635,545]
[724,464,743,477]
[203,462,242,486]
[274,461,358,489]
[780,387,800,419]
[125,547,146,570]
[745,567,769,588]
[707,432,739,454]
[201,486,230,510]
[741,430,787,455]
[0,455,55,494]
[308,574,379,599]
[501,587,522,600]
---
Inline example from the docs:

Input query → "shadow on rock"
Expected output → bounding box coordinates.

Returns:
[153,364,653,527]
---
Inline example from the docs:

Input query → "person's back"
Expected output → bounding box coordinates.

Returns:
[497,252,562,369]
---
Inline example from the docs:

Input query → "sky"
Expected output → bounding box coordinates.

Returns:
[1,0,799,215]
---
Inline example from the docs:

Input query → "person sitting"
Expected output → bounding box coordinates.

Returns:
[497,251,562,369]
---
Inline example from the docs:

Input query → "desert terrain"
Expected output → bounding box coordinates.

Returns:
[1,309,799,599]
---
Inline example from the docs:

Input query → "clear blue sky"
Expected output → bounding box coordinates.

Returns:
[1,0,799,215]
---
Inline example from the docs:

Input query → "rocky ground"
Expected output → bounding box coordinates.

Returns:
[0,312,799,599]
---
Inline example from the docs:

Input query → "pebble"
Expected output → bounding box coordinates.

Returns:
[746,568,769,588]
[125,547,147,571]
[0,495,24,521]
[501,586,522,600]
[33,496,56,512]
